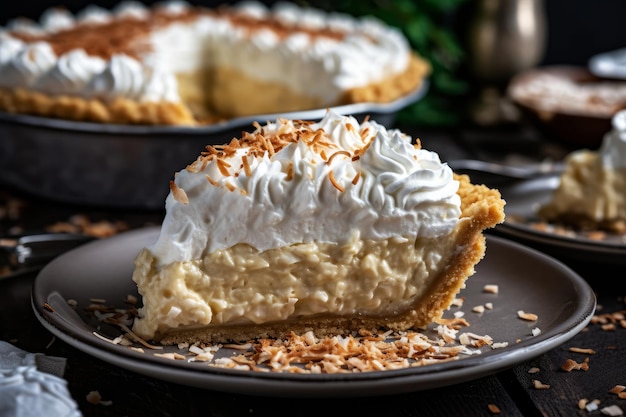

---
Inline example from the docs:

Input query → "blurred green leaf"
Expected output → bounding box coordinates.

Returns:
[309,0,470,127]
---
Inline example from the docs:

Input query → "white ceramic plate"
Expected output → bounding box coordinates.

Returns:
[32,227,595,397]
[496,176,626,264]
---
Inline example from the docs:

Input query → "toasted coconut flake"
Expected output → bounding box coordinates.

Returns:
[170,180,189,204]
[528,367,540,374]
[451,297,464,307]
[579,399,589,410]
[154,352,186,360]
[532,379,550,390]
[472,305,485,314]
[568,347,596,355]
[205,175,219,187]
[601,405,624,416]
[561,357,590,372]
[609,385,626,394]
[328,170,344,192]
[86,391,102,405]
[43,303,55,313]
[327,150,351,165]
[518,310,538,321]
[483,284,499,294]
[488,404,501,414]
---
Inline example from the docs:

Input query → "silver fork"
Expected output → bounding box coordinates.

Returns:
[448,159,564,182]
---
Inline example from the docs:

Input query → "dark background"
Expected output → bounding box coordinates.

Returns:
[2,0,626,67]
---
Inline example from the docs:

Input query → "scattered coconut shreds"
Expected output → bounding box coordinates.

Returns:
[483,285,499,294]
[518,310,538,321]
[528,367,540,374]
[487,403,501,414]
[569,347,596,355]
[609,385,626,395]
[590,310,626,329]
[561,357,590,372]
[601,405,624,416]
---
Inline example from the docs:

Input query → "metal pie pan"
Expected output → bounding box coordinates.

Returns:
[0,82,427,209]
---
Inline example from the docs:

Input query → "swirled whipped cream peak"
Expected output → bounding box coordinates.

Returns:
[149,110,461,265]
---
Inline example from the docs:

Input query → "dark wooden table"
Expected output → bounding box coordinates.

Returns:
[1,123,624,417]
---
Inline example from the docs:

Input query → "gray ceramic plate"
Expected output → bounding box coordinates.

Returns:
[32,227,595,397]
[496,175,626,264]
[0,82,427,209]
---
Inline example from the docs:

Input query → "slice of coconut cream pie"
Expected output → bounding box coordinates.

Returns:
[131,110,505,344]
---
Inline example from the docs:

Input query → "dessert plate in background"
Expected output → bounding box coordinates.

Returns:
[494,175,626,265]
[32,227,595,397]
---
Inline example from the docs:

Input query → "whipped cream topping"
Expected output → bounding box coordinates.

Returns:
[600,109,626,170]
[149,111,461,266]
[0,0,412,106]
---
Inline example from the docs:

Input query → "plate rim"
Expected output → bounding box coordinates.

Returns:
[31,228,596,397]
[497,176,626,259]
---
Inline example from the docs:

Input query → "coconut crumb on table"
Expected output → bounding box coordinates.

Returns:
[487,403,501,414]
[483,285,499,294]
[568,347,596,355]
[601,405,624,416]
[560,357,590,372]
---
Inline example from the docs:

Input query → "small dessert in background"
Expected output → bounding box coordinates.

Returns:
[131,110,505,344]
[0,1,429,125]
[539,110,626,233]
[508,66,626,147]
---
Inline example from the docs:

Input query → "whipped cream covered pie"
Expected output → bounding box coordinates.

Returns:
[0,1,428,125]
[131,111,505,344]
[539,110,626,232]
